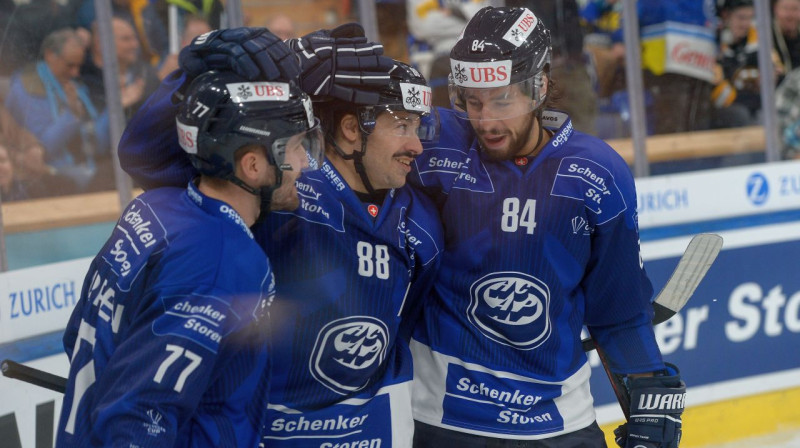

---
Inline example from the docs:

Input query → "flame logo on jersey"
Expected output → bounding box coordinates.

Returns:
[468,272,551,349]
[310,316,389,394]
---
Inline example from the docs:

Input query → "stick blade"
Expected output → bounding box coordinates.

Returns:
[652,233,723,324]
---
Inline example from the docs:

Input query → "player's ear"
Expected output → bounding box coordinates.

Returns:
[236,145,270,185]
[339,113,360,145]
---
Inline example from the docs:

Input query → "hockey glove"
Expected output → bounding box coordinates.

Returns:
[286,23,394,104]
[615,363,685,448]
[179,27,300,81]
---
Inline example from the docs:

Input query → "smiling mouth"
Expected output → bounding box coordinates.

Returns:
[394,158,414,172]
[482,134,507,147]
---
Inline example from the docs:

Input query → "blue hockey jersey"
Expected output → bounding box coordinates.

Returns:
[258,161,443,448]
[116,74,445,447]
[408,108,664,439]
[56,182,275,447]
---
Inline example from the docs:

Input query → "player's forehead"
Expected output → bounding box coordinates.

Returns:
[463,85,523,102]
[376,109,421,125]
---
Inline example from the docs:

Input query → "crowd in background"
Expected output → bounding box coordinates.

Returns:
[1,0,800,203]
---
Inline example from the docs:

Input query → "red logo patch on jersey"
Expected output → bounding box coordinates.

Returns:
[515,157,529,166]
[367,204,379,217]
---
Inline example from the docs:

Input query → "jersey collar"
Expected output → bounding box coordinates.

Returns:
[186,180,254,240]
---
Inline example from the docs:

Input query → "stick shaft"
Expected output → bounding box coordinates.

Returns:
[1,359,67,394]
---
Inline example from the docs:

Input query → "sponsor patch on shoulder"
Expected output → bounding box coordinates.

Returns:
[414,147,494,193]
[153,295,241,353]
[550,157,627,224]
[104,198,168,291]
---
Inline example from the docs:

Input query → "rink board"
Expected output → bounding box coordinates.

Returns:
[2,161,800,446]
[592,160,800,446]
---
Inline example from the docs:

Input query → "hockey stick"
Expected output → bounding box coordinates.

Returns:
[590,233,723,421]
[582,232,724,352]
[1,359,67,394]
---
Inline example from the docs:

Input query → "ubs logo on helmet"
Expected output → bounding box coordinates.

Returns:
[450,60,512,88]
[468,272,551,349]
[405,86,421,107]
[453,63,469,84]
[502,9,539,47]
[310,316,389,395]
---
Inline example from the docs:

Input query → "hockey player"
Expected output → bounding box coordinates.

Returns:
[258,60,442,448]
[407,7,685,448]
[115,28,444,448]
[55,65,324,446]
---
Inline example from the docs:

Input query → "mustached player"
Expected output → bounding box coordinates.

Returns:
[55,62,324,446]
[408,7,684,448]
[115,26,444,447]
[258,60,442,448]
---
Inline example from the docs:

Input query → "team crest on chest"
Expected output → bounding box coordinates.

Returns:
[310,316,389,394]
[467,272,552,350]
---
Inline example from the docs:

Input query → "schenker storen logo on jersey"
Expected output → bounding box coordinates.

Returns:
[468,272,551,349]
[310,316,389,395]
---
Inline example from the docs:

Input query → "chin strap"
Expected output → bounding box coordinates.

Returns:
[327,132,377,194]
[226,166,284,224]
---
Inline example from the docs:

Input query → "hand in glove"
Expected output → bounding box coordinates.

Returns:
[615,363,685,448]
[287,23,395,104]
[179,27,299,81]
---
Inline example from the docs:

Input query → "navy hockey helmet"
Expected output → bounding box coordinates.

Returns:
[177,70,324,189]
[449,6,552,121]
[356,61,439,142]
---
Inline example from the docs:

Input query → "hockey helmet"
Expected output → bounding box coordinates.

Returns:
[449,6,551,121]
[356,61,439,142]
[177,70,324,186]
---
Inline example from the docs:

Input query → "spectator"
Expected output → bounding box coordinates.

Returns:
[711,0,763,128]
[0,141,29,201]
[776,67,800,159]
[0,103,40,153]
[157,14,213,80]
[0,139,77,201]
[266,13,296,41]
[773,0,800,77]
[581,0,626,100]
[508,0,598,133]
[160,0,224,29]
[12,141,79,198]
[406,0,492,106]
[0,104,77,198]
[639,0,717,134]
[81,16,160,118]
[75,0,169,67]
[0,0,81,76]
[581,0,632,138]
[4,28,111,192]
